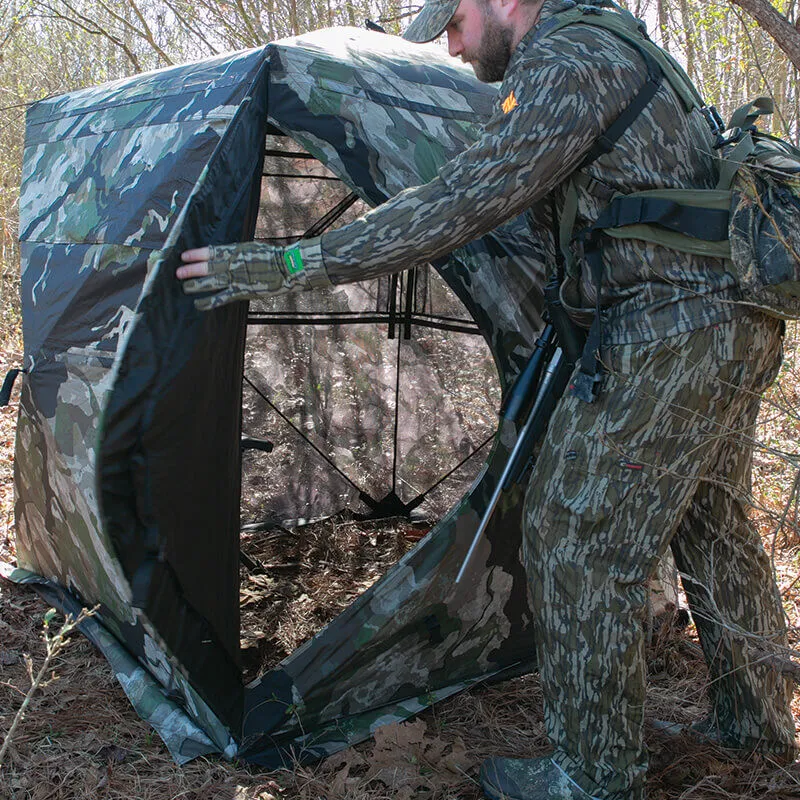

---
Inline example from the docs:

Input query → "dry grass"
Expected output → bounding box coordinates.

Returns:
[240,515,426,681]
[1,319,800,799]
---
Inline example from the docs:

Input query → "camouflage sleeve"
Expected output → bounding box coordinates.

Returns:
[320,49,637,284]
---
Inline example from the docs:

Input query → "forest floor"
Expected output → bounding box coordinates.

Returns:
[1,329,800,799]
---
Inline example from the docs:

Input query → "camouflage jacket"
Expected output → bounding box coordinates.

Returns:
[321,0,745,345]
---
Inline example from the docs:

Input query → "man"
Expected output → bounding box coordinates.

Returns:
[178,1,797,797]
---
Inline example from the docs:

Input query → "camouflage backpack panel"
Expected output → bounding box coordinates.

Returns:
[728,134,800,319]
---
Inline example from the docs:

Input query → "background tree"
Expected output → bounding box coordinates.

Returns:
[647,0,800,138]
[728,0,800,69]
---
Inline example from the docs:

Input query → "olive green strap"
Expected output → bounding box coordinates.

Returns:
[603,223,731,259]
[559,175,588,279]
[716,133,755,191]
[596,187,732,258]
[728,97,774,131]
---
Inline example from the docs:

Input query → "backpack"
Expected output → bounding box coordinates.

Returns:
[726,103,800,317]
[538,2,800,401]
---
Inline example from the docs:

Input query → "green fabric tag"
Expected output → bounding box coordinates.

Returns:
[284,247,304,275]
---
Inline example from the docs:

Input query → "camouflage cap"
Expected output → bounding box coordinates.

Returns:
[403,0,460,43]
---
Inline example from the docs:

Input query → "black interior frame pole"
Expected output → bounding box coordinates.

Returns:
[396,432,494,514]
[391,271,405,496]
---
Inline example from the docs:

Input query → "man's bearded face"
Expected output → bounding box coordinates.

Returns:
[447,0,515,83]
[471,6,515,82]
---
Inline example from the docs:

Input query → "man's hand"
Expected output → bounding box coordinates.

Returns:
[176,240,331,310]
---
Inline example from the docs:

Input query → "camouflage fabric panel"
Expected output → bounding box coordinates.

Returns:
[14,357,130,617]
[243,419,536,761]
[130,623,239,757]
[729,152,800,319]
[242,670,498,766]
[16,48,273,758]
[13,362,237,757]
[18,243,144,371]
[268,27,497,201]
[23,47,266,150]
[19,46,269,367]
[93,63,274,733]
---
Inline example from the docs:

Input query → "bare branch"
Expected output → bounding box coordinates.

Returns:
[729,5,793,138]
[124,0,173,65]
[728,0,800,71]
[234,0,267,46]
[33,3,143,71]
[161,0,218,56]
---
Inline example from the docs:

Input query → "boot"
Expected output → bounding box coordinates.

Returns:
[479,756,600,800]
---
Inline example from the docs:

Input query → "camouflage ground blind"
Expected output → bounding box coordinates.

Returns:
[9,28,549,765]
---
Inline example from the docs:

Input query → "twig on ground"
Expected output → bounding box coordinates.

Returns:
[0,604,98,768]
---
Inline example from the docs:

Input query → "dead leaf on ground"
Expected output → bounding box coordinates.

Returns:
[372,719,427,758]
[95,744,130,764]
[441,738,474,774]
[365,764,429,791]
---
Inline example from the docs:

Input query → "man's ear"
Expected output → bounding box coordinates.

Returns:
[493,0,521,24]
[497,0,545,32]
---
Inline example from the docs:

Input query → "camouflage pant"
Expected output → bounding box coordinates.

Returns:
[522,314,796,800]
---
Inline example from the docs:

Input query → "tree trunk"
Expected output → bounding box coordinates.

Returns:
[727,0,800,71]
[679,0,697,81]
[657,0,670,52]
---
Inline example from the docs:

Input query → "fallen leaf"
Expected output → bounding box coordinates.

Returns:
[95,765,111,792]
[442,738,474,773]
[95,744,130,764]
[365,765,428,789]
[421,736,448,764]
[328,765,350,797]
[321,749,366,772]
[372,719,427,756]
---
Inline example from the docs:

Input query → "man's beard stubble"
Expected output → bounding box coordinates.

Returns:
[472,12,514,83]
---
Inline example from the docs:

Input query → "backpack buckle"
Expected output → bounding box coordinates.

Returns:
[702,105,726,143]
[719,126,746,148]
[570,369,603,403]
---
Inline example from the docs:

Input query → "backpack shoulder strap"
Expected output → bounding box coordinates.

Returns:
[535,3,715,280]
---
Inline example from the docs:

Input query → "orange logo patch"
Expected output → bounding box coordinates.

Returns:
[502,91,518,114]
